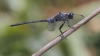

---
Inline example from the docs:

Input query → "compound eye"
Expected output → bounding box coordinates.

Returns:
[70,12,74,15]
[68,12,74,19]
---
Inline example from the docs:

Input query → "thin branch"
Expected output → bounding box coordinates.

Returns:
[32,7,100,56]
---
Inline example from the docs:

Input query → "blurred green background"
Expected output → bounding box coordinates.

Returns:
[0,0,100,56]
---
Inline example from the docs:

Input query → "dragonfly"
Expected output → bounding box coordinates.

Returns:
[10,12,84,34]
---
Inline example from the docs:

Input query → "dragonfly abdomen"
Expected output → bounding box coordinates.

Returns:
[10,20,48,27]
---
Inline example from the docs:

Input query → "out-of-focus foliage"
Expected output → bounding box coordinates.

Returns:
[0,0,100,56]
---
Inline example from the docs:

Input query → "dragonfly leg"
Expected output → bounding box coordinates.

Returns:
[59,21,66,34]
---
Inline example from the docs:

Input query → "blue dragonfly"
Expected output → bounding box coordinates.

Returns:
[10,12,84,34]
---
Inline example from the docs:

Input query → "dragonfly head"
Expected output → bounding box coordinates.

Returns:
[68,12,74,19]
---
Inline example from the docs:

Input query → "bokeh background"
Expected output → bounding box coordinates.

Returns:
[0,0,100,56]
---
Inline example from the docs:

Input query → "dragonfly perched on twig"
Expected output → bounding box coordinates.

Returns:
[10,12,84,34]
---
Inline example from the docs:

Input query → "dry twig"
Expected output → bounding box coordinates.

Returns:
[32,7,100,56]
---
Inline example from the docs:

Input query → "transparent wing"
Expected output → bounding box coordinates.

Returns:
[67,19,74,27]
[66,15,84,27]
[47,22,56,31]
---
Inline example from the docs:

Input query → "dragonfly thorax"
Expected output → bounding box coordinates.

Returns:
[47,12,68,23]
[54,12,68,21]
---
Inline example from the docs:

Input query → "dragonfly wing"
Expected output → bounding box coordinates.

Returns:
[47,22,56,31]
[65,19,74,27]
[67,15,84,27]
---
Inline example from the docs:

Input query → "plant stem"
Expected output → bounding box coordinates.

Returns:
[32,7,100,56]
